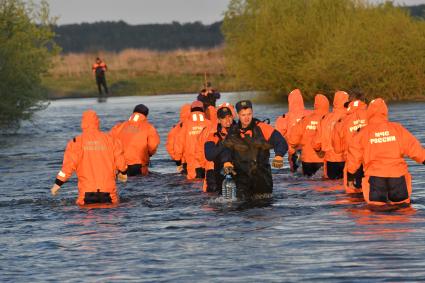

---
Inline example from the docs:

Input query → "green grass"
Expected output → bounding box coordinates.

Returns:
[42,73,244,99]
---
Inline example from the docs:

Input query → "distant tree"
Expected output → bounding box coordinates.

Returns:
[0,0,58,128]
[53,21,224,53]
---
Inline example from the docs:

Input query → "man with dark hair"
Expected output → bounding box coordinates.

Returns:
[221,100,288,199]
[92,57,109,99]
[200,103,236,193]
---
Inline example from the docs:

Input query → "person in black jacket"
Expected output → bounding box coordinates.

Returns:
[197,82,221,109]
[221,100,288,199]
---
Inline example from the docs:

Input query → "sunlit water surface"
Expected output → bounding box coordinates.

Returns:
[1,93,425,282]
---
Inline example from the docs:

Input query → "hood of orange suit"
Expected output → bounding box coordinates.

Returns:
[81,110,99,131]
[288,89,305,113]
[347,100,367,114]
[128,112,147,123]
[333,91,349,110]
[180,104,191,121]
[367,98,388,122]
[314,94,330,116]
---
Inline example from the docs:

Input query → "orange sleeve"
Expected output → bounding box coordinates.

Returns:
[109,122,123,138]
[174,122,186,161]
[347,131,365,174]
[397,123,425,163]
[311,120,323,151]
[147,124,160,156]
[92,64,96,73]
[287,119,303,148]
[195,126,210,168]
[275,116,288,137]
[56,139,81,183]
[332,121,344,154]
[258,122,275,141]
[112,136,127,172]
[206,106,217,124]
[166,125,179,160]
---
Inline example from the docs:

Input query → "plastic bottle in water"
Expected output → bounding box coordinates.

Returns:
[222,174,237,200]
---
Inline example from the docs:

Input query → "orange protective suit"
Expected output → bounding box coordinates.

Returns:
[110,112,160,175]
[205,105,218,124]
[288,94,330,164]
[275,89,312,139]
[275,89,312,171]
[312,91,349,178]
[92,61,107,73]
[332,99,368,193]
[55,110,127,206]
[166,104,191,161]
[174,110,212,179]
[347,98,425,206]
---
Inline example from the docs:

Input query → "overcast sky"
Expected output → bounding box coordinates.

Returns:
[35,0,425,25]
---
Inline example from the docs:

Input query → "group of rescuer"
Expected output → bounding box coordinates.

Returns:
[51,80,425,211]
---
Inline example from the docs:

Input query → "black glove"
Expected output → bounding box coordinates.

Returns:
[195,167,205,179]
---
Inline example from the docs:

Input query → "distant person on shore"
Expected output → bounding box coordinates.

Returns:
[197,82,221,109]
[51,110,128,206]
[274,89,312,173]
[110,104,160,176]
[92,57,109,98]
[347,98,425,210]
[221,100,287,199]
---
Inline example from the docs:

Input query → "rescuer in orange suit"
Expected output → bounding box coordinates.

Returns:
[312,91,349,179]
[332,90,368,193]
[92,57,108,97]
[275,89,312,172]
[166,104,191,174]
[197,103,236,192]
[51,110,128,206]
[110,104,160,176]
[174,101,212,180]
[347,98,425,209]
[288,94,330,177]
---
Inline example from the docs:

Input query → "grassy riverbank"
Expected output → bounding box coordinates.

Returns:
[43,48,244,99]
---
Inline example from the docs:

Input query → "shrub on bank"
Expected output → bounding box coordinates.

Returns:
[0,0,58,128]
[222,0,425,101]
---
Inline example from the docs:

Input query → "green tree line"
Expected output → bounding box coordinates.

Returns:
[54,21,224,53]
[222,0,425,101]
[0,0,58,128]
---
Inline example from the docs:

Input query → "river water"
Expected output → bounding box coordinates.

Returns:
[1,93,425,282]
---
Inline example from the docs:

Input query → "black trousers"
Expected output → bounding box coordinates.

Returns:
[347,165,364,189]
[326,161,345,180]
[84,191,112,204]
[369,176,408,203]
[96,76,109,95]
[302,162,323,177]
[205,169,225,194]
[234,163,273,199]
